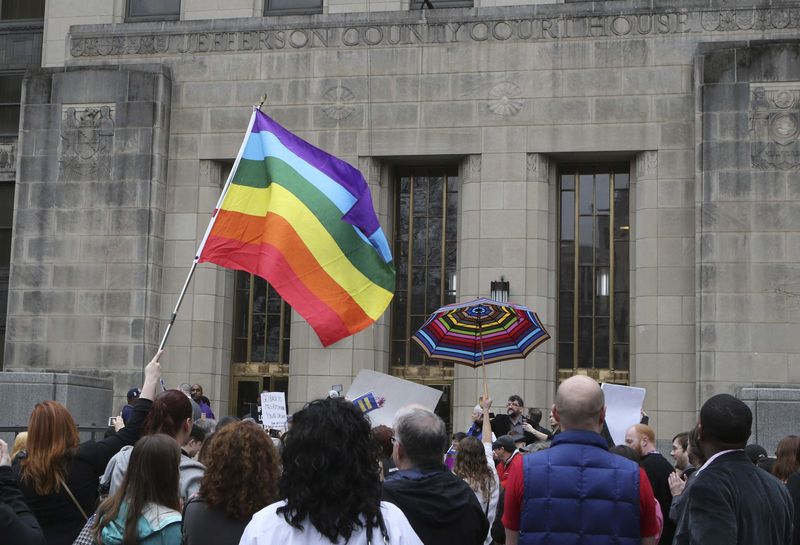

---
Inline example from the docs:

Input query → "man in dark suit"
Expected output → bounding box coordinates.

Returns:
[673,394,793,545]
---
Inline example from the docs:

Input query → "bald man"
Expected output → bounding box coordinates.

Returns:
[502,376,658,545]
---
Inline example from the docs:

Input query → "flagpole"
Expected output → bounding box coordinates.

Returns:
[157,107,260,352]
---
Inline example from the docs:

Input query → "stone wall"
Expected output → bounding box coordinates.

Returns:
[696,41,800,401]
[0,371,113,444]
[741,387,800,454]
[7,66,171,409]
[9,0,800,439]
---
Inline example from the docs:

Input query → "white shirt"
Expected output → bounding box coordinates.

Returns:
[695,449,744,475]
[471,443,500,545]
[239,501,423,545]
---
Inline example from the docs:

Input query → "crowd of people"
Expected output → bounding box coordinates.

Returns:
[0,352,799,545]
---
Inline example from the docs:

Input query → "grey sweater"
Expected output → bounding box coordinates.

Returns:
[101,445,205,500]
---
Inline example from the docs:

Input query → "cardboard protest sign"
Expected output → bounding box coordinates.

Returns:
[260,391,287,430]
[345,369,443,428]
[601,383,646,446]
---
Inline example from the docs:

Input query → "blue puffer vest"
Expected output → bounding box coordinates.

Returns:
[519,429,641,545]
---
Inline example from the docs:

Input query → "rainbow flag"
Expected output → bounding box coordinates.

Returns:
[198,109,395,346]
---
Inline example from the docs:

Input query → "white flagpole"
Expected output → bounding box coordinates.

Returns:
[157,107,260,352]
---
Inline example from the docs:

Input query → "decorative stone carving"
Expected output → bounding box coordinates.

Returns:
[322,84,355,121]
[527,154,548,181]
[750,83,800,170]
[0,141,16,181]
[59,105,115,181]
[636,151,658,179]
[468,155,481,182]
[68,7,800,58]
[487,82,523,117]
[700,8,800,32]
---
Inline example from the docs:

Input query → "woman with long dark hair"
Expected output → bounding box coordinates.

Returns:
[101,389,204,500]
[182,420,280,545]
[773,435,800,483]
[13,351,162,545]
[239,397,422,545]
[454,398,498,545]
[92,434,182,545]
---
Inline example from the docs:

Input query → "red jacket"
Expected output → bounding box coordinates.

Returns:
[496,450,522,489]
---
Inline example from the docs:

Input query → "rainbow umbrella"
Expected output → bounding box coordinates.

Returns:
[411,298,550,395]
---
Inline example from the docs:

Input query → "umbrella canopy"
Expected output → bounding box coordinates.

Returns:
[411,297,550,367]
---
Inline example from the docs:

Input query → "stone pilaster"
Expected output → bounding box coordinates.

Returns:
[7,66,171,411]
[695,42,800,427]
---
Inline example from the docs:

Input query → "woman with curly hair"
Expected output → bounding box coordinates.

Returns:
[454,398,498,545]
[182,420,280,545]
[13,352,162,545]
[239,397,422,545]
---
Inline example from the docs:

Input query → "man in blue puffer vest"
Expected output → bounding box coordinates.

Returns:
[502,375,659,545]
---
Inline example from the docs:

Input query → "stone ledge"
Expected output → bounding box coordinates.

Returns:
[740,387,800,401]
[0,371,115,433]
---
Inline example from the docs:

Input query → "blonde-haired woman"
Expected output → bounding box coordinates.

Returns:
[454,397,498,545]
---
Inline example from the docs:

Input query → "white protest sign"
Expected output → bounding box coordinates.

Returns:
[260,391,287,430]
[345,369,443,428]
[601,383,646,446]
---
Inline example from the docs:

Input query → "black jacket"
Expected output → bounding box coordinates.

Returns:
[382,465,489,545]
[786,472,800,545]
[0,464,46,545]
[674,450,793,545]
[182,495,249,545]
[13,398,152,545]
[640,452,676,545]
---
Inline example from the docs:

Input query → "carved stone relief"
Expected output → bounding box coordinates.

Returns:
[0,141,16,181]
[358,157,380,186]
[750,83,800,170]
[69,7,800,58]
[322,84,355,121]
[526,154,548,181]
[467,155,481,183]
[487,82,523,117]
[636,151,658,180]
[59,104,115,181]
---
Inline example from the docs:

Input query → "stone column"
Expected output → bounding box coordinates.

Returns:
[159,159,235,413]
[632,148,697,442]
[7,66,171,412]
[452,151,555,431]
[522,153,557,414]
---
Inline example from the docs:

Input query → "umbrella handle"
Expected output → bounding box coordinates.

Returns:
[479,318,489,401]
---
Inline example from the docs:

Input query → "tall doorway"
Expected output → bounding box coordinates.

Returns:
[229,271,291,417]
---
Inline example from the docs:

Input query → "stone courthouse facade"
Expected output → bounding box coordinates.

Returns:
[3,0,800,446]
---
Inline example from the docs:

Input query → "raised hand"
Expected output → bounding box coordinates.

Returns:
[0,438,10,467]
[668,470,686,497]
